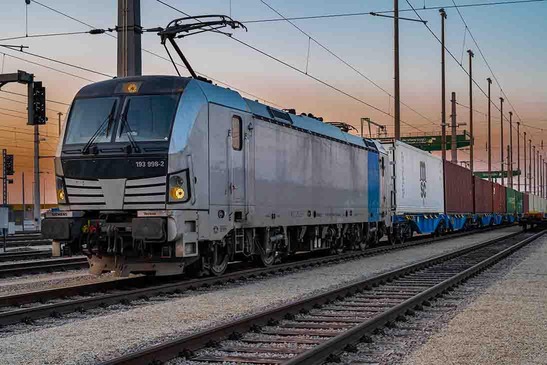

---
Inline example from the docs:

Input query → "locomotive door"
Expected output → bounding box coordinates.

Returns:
[229,114,246,206]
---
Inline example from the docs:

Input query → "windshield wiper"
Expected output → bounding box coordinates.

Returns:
[82,103,116,155]
[119,99,141,153]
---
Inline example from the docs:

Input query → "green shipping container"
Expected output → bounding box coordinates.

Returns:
[505,188,523,214]
[506,188,517,214]
[516,191,523,214]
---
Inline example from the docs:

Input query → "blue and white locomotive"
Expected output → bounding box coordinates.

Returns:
[44,76,392,276]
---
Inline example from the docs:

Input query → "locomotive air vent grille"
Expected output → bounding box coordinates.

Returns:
[64,178,105,207]
[124,176,166,209]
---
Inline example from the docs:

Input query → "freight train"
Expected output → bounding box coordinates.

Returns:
[42,75,547,277]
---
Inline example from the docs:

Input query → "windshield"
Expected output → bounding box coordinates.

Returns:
[64,97,118,145]
[116,94,179,142]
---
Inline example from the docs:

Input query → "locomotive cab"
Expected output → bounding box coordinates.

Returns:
[43,76,211,276]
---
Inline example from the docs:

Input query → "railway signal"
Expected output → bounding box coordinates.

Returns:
[0,69,48,230]
[2,150,14,206]
[4,154,14,176]
[31,81,47,125]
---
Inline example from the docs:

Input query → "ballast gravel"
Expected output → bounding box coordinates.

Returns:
[0,227,521,365]
[402,234,547,365]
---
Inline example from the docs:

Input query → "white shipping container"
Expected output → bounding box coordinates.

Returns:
[385,140,445,215]
[531,194,540,212]
[538,196,547,213]
[529,194,547,213]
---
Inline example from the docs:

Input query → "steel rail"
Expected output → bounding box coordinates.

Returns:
[99,229,540,365]
[0,257,87,277]
[3,233,42,240]
[286,230,544,364]
[2,239,52,247]
[0,250,52,262]
[0,226,513,327]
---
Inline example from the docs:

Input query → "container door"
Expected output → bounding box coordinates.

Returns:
[229,114,246,206]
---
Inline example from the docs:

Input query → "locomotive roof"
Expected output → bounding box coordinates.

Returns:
[75,75,190,98]
[193,79,378,151]
[74,75,377,151]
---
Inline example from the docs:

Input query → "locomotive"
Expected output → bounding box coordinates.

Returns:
[43,75,394,276]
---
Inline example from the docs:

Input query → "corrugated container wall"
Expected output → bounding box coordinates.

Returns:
[443,161,473,213]
[474,177,493,213]
[530,195,539,212]
[532,195,547,213]
[536,196,542,212]
[523,193,529,213]
[506,188,516,214]
[515,191,523,214]
[389,141,445,214]
[493,183,506,213]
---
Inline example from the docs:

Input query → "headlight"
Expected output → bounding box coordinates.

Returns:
[168,170,190,203]
[56,176,67,204]
[170,186,185,200]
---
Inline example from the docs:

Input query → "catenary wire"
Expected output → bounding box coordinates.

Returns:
[242,0,547,23]
[0,90,70,106]
[258,0,438,127]
[0,30,96,42]
[1,51,97,82]
[28,0,286,109]
[403,0,544,151]
[450,0,539,145]
[0,45,113,79]
[156,0,427,133]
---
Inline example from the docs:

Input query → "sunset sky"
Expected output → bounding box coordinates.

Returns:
[0,0,546,204]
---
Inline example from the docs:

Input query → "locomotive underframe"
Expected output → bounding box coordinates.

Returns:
[45,212,387,276]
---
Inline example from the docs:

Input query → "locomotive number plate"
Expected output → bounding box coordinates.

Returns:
[134,160,166,168]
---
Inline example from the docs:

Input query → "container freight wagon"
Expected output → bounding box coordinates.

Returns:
[521,193,547,227]
[505,187,521,223]
[443,160,473,230]
[473,176,495,226]
[385,140,445,239]
[489,183,505,225]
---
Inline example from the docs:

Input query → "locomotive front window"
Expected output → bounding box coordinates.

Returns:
[116,94,179,142]
[64,97,118,145]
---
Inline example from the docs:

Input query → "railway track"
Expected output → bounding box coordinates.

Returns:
[0,257,88,278]
[2,233,51,247]
[98,229,544,365]
[0,250,52,263]
[0,226,515,328]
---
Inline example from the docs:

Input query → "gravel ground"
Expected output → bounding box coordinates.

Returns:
[0,227,521,365]
[403,234,547,365]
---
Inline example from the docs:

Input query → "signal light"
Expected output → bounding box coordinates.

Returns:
[4,154,14,175]
[30,81,47,125]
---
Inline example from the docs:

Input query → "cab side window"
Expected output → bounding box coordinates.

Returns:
[232,116,242,151]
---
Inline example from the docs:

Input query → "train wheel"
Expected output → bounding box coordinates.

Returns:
[435,221,446,236]
[208,243,229,276]
[256,232,276,267]
[368,229,379,247]
[389,226,401,245]
[359,238,368,251]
